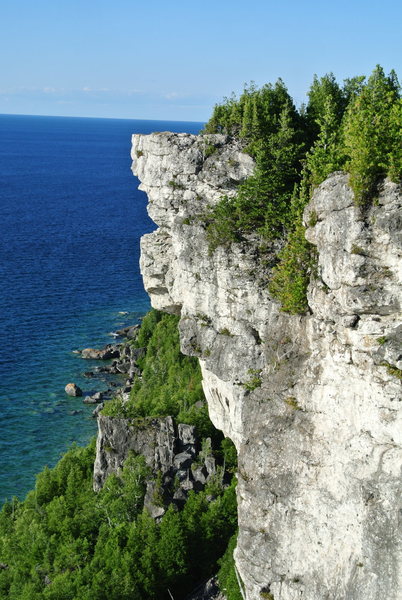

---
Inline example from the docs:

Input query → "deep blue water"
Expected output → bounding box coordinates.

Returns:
[0,114,202,502]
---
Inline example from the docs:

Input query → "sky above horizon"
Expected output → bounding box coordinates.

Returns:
[1,0,402,122]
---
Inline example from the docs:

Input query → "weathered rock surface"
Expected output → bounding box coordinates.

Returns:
[132,133,402,600]
[93,415,218,516]
[94,416,176,490]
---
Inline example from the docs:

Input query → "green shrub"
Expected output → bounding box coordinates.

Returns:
[242,369,262,391]
[343,66,401,205]
[269,220,316,314]
[168,179,185,190]
[219,327,233,336]
[204,143,217,158]
[381,362,402,380]
[218,532,243,600]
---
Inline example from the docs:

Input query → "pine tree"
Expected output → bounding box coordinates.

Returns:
[343,65,401,204]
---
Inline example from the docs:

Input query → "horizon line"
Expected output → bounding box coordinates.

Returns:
[0,112,205,124]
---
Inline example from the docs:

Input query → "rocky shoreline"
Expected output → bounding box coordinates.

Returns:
[65,323,143,415]
[66,319,232,599]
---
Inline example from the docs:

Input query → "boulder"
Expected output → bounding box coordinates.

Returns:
[92,403,104,418]
[144,481,166,519]
[83,391,104,404]
[173,452,193,470]
[115,325,140,339]
[204,456,216,476]
[178,423,197,446]
[129,365,141,378]
[65,383,82,397]
[186,576,225,600]
[172,487,188,508]
[81,346,121,360]
[192,465,208,485]
[178,423,197,455]
[116,361,130,374]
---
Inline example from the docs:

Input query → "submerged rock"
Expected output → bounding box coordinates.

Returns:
[83,391,104,404]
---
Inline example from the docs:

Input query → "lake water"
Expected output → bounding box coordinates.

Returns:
[0,114,202,501]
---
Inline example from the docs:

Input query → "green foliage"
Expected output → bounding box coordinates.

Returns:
[134,309,164,350]
[381,361,402,380]
[219,327,233,336]
[350,244,366,255]
[204,142,218,158]
[305,73,345,142]
[205,99,305,250]
[218,532,243,600]
[269,219,316,314]
[304,95,345,188]
[220,438,238,473]
[0,422,237,600]
[242,369,262,391]
[307,210,318,227]
[0,309,239,599]
[202,66,402,314]
[284,397,302,410]
[103,311,210,432]
[343,65,401,205]
[168,179,185,190]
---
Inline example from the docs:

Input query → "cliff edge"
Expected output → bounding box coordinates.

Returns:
[132,132,402,600]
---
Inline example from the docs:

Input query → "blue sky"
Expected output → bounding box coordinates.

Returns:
[1,0,402,121]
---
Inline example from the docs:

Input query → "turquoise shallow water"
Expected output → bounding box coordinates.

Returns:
[0,114,202,502]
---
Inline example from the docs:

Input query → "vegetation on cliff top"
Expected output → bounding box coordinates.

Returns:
[0,311,240,600]
[203,66,402,313]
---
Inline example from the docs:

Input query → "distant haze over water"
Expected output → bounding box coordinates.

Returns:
[0,114,203,501]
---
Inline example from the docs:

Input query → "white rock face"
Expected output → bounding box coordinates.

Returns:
[132,133,402,600]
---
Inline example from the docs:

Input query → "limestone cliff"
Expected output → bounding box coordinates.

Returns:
[131,132,402,600]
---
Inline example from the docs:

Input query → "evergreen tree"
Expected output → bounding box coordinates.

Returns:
[306,73,344,141]
[343,65,401,204]
[306,95,345,188]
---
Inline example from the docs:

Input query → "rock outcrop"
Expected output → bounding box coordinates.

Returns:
[131,132,402,600]
[93,414,219,518]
